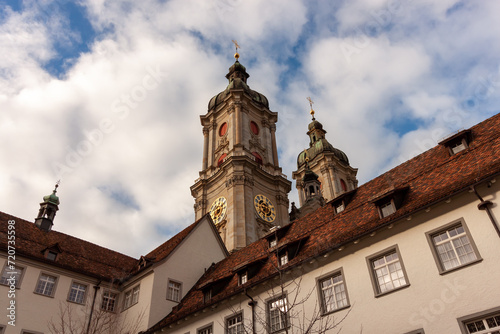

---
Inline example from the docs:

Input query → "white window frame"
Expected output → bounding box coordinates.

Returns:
[279,252,288,267]
[197,324,213,334]
[267,295,289,333]
[316,268,350,314]
[239,272,248,285]
[167,279,182,302]
[366,245,410,297]
[102,290,118,312]
[379,200,396,218]
[123,285,140,309]
[0,264,24,288]
[226,313,244,334]
[458,306,500,334]
[34,273,58,297]
[67,281,87,304]
[426,219,482,274]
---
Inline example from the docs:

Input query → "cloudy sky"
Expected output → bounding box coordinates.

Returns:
[1,0,499,257]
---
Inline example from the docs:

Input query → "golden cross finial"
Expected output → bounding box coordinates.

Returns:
[232,40,240,60]
[307,97,315,120]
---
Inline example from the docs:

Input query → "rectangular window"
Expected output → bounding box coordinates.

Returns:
[279,253,288,266]
[335,202,345,213]
[226,314,243,334]
[102,291,118,312]
[35,273,57,297]
[239,272,248,285]
[268,295,289,333]
[198,325,212,334]
[123,285,140,309]
[204,289,212,303]
[459,308,500,334]
[367,246,409,296]
[318,271,349,313]
[427,221,480,273]
[379,200,396,218]
[68,282,87,304]
[269,238,277,248]
[0,265,24,288]
[167,280,182,302]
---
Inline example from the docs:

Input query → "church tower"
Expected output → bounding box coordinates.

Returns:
[292,103,358,206]
[34,183,60,232]
[191,51,291,252]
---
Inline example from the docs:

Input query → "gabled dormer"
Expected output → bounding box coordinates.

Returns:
[439,129,472,155]
[42,243,62,261]
[265,224,293,249]
[233,256,267,286]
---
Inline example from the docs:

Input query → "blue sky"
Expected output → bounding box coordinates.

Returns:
[1,0,499,257]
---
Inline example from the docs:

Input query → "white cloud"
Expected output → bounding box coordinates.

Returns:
[0,0,499,257]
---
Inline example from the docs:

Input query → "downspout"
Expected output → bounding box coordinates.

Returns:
[244,288,256,334]
[471,184,500,237]
[86,281,102,334]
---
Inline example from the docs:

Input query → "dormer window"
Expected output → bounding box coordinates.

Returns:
[46,251,58,261]
[371,187,409,219]
[279,252,289,266]
[42,243,62,261]
[269,237,277,248]
[239,272,248,285]
[439,129,472,156]
[379,200,396,218]
[203,289,212,303]
[335,202,345,214]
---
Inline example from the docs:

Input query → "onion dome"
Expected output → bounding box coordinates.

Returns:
[297,117,350,168]
[208,60,269,111]
[43,184,60,205]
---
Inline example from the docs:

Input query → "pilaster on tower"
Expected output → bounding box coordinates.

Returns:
[190,51,291,252]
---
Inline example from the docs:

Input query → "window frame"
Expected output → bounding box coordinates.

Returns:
[366,245,410,297]
[315,267,350,315]
[457,305,500,334]
[67,280,88,305]
[0,264,25,288]
[167,279,182,302]
[123,284,140,310]
[101,290,119,312]
[239,271,248,286]
[34,272,58,297]
[225,312,244,334]
[378,199,396,218]
[266,294,290,333]
[425,219,482,275]
[197,323,213,334]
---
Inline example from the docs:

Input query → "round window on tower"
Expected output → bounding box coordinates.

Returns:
[219,122,228,136]
[250,121,259,135]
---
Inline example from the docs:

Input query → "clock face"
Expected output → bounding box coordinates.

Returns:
[254,194,276,222]
[209,197,227,225]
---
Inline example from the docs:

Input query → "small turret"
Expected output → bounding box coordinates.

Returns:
[34,183,60,232]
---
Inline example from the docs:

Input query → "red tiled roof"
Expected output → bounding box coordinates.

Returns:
[0,212,138,280]
[146,112,500,333]
[0,213,209,282]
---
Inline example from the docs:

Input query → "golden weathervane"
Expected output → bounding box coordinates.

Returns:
[307,97,315,120]
[232,40,240,59]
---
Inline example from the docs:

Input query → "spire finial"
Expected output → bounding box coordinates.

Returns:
[307,97,315,120]
[54,180,60,193]
[232,40,240,60]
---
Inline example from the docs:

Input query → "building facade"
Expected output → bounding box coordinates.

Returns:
[1,56,500,334]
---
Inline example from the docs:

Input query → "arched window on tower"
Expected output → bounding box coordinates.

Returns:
[340,179,347,192]
[252,152,263,165]
[309,185,315,196]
